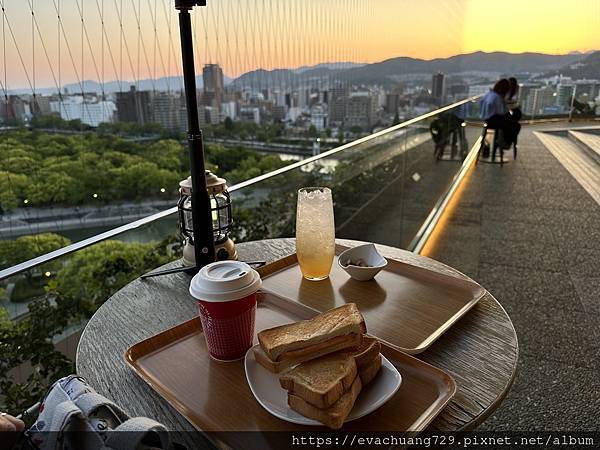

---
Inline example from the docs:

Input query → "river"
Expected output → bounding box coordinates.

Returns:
[59,216,179,244]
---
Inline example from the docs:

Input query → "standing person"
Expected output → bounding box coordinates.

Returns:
[479,78,519,151]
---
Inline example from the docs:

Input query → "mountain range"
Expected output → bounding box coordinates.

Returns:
[552,51,600,79]
[7,50,599,95]
[232,51,599,88]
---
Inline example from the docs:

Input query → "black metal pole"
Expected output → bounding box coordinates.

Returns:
[176,1,215,269]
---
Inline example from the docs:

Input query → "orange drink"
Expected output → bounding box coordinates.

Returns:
[296,187,335,281]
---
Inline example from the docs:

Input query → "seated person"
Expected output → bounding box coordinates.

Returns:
[506,77,522,150]
[479,79,520,150]
[430,112,466,158]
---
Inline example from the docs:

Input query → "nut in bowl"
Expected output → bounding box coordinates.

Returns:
[338,243,388,281]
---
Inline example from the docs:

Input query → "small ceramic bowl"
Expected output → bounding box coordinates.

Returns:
[338,243,388,281]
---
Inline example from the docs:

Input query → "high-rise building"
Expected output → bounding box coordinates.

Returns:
[115,86,152,125]
[50,95,116,127]
[199,106,220,125]
[199,90,216,110]
[574,80,599,101]
[0,97,7,121]
[239,106,260,125]
[432,72,446,105]
[329,86,348,124]
[376,87,387,108]
[310,104,328,132]
[221,101,237,120]
[286,107,302,122]
[272,105,287,122]
[448,84,468,102]
[203,64,224,112]
[523,87,556,116]
[556,84,575,110]
[345,92,376,130]
[517,83,540,109]
[319,90,329,105]
[274,90,286,107]
[0,95,30,121]
[152,92,185,130]
[385,93,400,114]
[34,95,53,115]
[297,87,310,109]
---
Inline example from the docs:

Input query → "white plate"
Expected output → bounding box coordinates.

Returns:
[244,344,402,426]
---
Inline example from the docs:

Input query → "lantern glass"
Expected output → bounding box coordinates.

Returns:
[177,183,233,245]
[211,191,233,243]
[183,197,194,233]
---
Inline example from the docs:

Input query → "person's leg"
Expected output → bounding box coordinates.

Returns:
[451,129,458,158]
[507,120,521,147]
[486,115,508,153]
[513,122,521,158]
[514,122,521,144]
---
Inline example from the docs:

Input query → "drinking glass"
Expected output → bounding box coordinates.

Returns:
[296,187,335,281]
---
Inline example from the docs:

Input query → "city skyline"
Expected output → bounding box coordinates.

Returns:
[1,0,599,90]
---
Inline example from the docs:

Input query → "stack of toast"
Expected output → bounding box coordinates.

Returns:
[255,303,382,429]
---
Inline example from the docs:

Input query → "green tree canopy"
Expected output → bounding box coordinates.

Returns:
[0,127,291,210]
[0,233,71,271]
[350,125,363,135]
[53,239,170,313]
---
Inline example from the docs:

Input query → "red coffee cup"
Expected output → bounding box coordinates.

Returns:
[189,261,262,361]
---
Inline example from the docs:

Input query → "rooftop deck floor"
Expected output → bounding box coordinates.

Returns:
[426,123,600,430]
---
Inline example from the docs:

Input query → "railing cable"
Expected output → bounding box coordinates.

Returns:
[26,0,69,119]
[0,1,35,96]
[50,0,93,123]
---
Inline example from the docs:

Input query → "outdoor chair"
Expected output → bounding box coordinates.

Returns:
[478,123,504,164]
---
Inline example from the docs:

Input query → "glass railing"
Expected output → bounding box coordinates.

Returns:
[0,98,483,415]
[463,89,599,123]
[230,109,481,250]
[0,216,183,413]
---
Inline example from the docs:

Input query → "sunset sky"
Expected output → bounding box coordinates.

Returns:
[1,0,599,90]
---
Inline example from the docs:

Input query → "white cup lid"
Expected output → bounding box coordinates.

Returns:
[189,260,262,302]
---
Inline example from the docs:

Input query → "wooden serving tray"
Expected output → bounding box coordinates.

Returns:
[125,292,456,437]
[258,245,486,354]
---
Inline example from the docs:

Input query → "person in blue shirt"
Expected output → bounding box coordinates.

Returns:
[479,79,520,151]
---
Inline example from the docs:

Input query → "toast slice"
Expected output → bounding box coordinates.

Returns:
[358,352,382,385]
[288,375,362,430]
[279,352,358,408]
[351,336,381,369]
[347,336,382,385]
[258,303,366,361]
[254,331,362,373]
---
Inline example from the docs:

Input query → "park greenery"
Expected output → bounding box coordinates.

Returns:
[0,236,175,414]
[0,115,290,211]
[0,233,71,275]
[0,130,184,209]
[207,117,285,142]
[27,112,181,139]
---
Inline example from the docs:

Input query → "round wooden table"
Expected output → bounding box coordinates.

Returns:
[77,238,518,438]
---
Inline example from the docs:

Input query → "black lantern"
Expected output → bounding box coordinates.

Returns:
[178,170,237,264]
